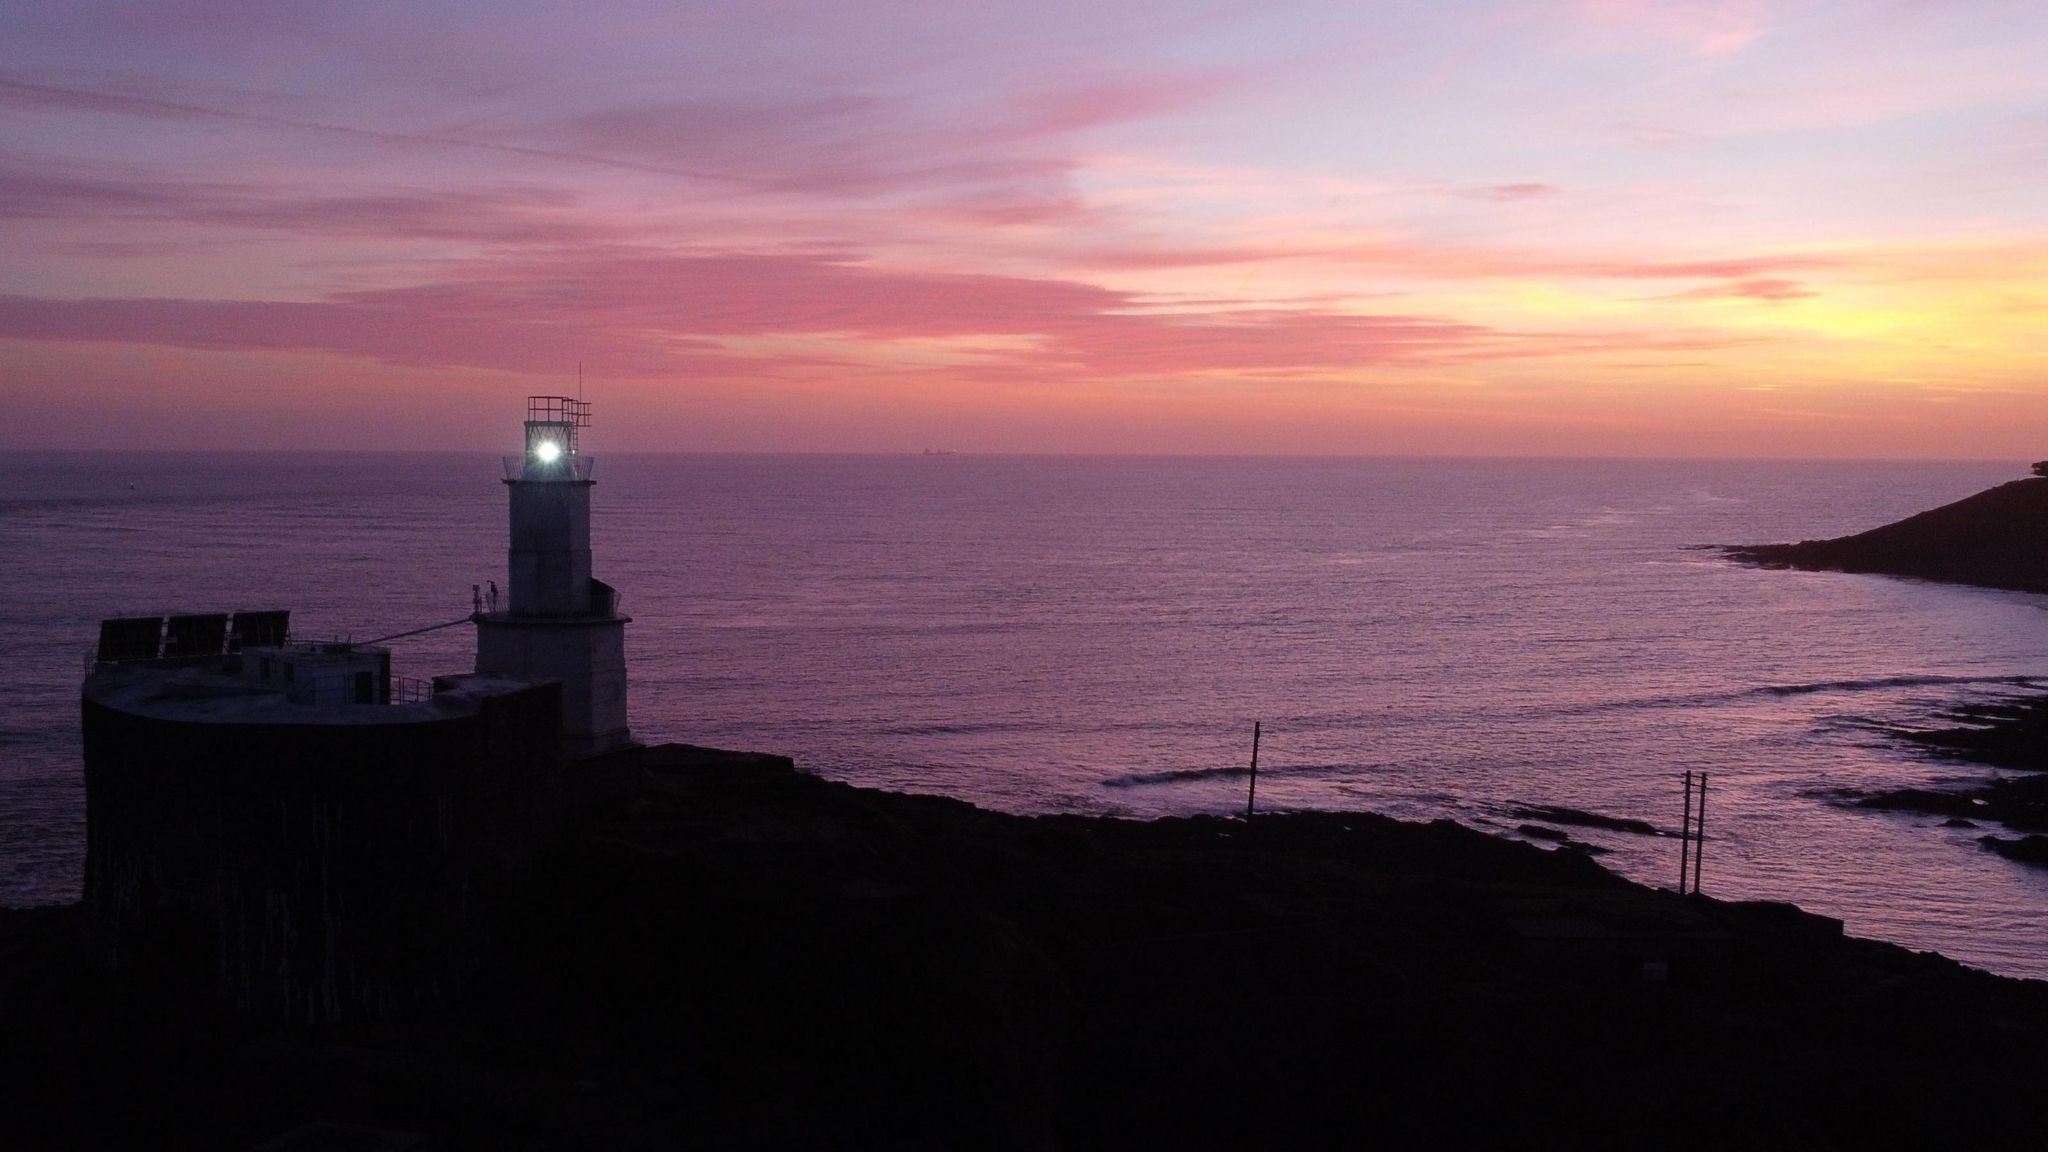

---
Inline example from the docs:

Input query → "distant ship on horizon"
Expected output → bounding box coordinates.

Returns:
[921,448,959,456]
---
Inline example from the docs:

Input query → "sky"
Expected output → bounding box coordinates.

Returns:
[3,0,2047,457]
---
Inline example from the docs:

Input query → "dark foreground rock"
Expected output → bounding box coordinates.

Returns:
[1722,474,2048,593]
[1849,693,2048,863]
[5,743,2048,1149]
[1897,694,2048,770]
[1981,834,2048,865]
[1508,803,1663,837]
[1855,773,2048,835]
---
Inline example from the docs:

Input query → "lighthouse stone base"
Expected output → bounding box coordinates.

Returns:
[475,605,630,758]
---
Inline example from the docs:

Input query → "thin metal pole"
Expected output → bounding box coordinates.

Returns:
[1679,770,1693,894]
[1244,720,1262,819]
[1691,773,1707,895]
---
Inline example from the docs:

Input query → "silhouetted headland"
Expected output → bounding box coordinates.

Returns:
[1722,470,2048,593]
[5,742,2047,1148]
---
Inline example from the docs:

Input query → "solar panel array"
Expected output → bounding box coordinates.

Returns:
[94,610,292,663]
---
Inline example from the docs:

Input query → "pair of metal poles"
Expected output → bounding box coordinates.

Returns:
[1678,771,1708,894]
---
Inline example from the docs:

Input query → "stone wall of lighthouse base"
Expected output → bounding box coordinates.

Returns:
[474,613,631,758]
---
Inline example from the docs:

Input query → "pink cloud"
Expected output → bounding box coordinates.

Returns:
[1038,310,1498,377]
[0,77,752,184]
[523,72,1230,200]
[333,251,1125,341]
[0,76,226,123]
[1576,255,1837,280]
[1070,244,1301,271]
[923,183,1095,227]
[3,64,1235,221]
[1078,241,1839,284]
[533,95,903,192]
[1561,0,1767,56]
[1614,121,1697,148]
[992,74,1240,141]
[1466,182,1559,201]
[0,293,741,377]
[1661,276,1815,302]
[0,244,1763,388]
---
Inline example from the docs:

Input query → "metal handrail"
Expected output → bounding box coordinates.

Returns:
[85,649,435,707]
[389,675,438,704]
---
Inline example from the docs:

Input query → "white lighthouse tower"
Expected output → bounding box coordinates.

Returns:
[474,396,632,756]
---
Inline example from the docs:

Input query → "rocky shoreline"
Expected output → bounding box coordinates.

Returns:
[4,742,2047,1148]
[1850,696,2048,864]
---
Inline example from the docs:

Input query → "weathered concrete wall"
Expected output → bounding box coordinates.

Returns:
[475,614,629,756]
[81,682,563,1026]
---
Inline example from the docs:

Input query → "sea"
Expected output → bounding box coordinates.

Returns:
[6,453,2048,980]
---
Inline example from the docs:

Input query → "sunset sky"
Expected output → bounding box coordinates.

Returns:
[5,1,2047,456]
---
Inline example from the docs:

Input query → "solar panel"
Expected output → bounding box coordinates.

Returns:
[97,617,163,663]
[231,610,291,651]
[163,613,229,658]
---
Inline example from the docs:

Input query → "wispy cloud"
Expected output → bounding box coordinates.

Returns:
[0,77,754,184]
[1078,240,1840,284]
[1558,0,1767,57]
[1660,276,1814,302]
[0,162,612,245]
[1465,182,1559,201]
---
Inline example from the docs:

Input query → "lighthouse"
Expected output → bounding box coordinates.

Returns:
[474,396,632,756]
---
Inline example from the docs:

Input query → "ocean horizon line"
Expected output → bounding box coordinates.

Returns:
[1,447,2034,466]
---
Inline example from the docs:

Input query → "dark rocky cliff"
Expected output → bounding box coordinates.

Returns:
[7,743,2048,1149]
[1724,475,2048,592]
